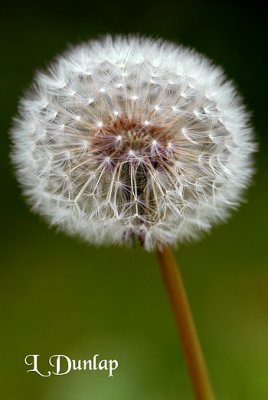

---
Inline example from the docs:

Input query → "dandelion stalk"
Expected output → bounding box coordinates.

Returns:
[156,246,214,400]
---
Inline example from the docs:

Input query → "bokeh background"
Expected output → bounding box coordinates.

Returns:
[1,1,267,399]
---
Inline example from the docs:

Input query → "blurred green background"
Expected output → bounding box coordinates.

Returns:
[1,1,267,399]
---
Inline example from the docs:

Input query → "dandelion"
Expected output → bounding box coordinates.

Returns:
[11,36,255,400]
[11,36,255,251]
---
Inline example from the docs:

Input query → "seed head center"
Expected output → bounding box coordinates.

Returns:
[91,118,172,164]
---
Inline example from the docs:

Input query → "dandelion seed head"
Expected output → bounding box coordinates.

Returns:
[11,36,255,250]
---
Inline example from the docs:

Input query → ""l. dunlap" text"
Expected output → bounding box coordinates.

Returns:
[25,354,119,377]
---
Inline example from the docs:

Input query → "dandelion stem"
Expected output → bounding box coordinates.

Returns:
[156,246,215,400]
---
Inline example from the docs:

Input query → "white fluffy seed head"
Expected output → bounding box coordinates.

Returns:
[11,36,256,251]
